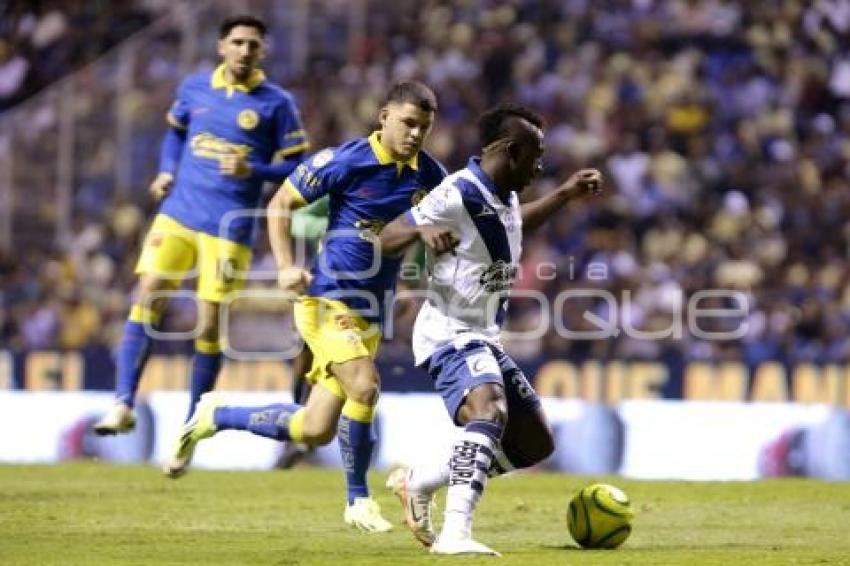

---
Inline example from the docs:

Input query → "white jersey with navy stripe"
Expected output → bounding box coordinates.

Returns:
[406,158,522,366]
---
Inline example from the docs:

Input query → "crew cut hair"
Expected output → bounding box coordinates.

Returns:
[384,81,438,113]
[220,15,267,38]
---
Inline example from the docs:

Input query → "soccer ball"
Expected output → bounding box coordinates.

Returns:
[567,483,634,549]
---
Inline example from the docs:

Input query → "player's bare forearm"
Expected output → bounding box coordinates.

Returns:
[379,216,421,257]
[267,186,301,268]
[381,217,460,256]
[521,168,603,235]
[520,188,574,235]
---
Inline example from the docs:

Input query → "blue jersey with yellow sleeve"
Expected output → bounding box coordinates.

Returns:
[160,65,308,246]
[284,132,446,323]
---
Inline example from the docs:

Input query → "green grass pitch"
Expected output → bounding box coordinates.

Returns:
[2,462,849,565]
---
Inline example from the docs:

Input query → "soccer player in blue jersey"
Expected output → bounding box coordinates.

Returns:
[94,15,308,438]
[168,81,446,533]
[380,103,603,555]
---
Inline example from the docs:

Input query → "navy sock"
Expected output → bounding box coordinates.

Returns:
[338,415,375,504]
[115,321,152,408]
[214,404,302,441]
[187,352,223,421]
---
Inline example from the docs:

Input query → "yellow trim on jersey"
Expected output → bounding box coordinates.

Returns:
[368,131,419,171]
[273,141,310,161]
[283,179,308,207]
[166,113,187,130]
[210,64,266,97]
[285,129,307,139]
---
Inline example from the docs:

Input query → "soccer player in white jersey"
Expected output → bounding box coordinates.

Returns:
[379,103,603,556]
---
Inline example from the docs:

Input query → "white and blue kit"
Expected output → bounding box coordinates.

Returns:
[405,157,541,423]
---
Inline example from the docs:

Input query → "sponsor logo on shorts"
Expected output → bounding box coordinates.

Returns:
[334,314,356,331]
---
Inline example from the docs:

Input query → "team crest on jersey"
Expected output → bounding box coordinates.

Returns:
[311,148,334,168]
[411,189,429,206]
[237,109,259,130]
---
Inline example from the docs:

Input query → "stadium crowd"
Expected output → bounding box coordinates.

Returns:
[0,0,164,110]
[2,0,850,370]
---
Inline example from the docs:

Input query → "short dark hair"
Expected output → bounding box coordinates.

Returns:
[219,15,267,38]
[384,81,438,113]
[478,103,544,147]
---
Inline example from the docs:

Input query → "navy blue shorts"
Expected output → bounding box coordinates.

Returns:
[425,341,542,425]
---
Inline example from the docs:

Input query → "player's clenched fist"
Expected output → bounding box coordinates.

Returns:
[419,225,460,254]
[220,154,252,178]
[565,168,604,198]
[277,266,313,293]
[149,172,174,201]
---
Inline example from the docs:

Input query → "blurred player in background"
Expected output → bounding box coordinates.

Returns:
[380,103,604,555]
[94,15,308,435]
[167,81,446,533]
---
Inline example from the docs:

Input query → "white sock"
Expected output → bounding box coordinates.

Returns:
[408,453,451,494]
[409,440,514,495]
[441,421,501,539]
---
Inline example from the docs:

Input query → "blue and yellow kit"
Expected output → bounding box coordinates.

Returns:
[137,65,308,303]
[284,132,446,392]
[161,65,308,245]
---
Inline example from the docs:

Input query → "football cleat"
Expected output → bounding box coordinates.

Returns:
[93,403,136,435]
[343,497,394,533]
[385,466,436,546]
[162,393,220,479]
[430,533,501,556]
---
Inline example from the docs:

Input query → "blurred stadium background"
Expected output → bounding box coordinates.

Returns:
[1,0,850,481]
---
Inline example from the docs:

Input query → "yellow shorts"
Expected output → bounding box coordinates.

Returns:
[135,214,252,303]
[294,297,381,399]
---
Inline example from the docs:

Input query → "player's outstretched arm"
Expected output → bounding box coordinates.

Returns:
[520,168,603,235]
[268,183,311,292]
[380,214,459,257]
[221,151,306,181]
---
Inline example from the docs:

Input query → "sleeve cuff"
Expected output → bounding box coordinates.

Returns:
[283,179,308,207]
[274,141,310,161]
[404,210,419,226]
[166,113,187,130]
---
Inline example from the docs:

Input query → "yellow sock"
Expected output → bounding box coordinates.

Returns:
[341,398,375,423]
[129,305,161,325]
[194,338,221,354]
[288,408,306,442]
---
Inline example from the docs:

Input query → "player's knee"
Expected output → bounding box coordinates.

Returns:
[134,277,177,318]
[461,386,508,428]
[336,360,380,404]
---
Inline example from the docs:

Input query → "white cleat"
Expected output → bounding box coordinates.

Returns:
[93,403,136,435]
[162,393,220,479]
[385,466,436,546]
[344,497,394,533]
[431,534,501,557]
